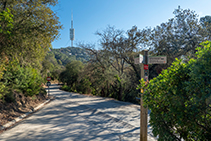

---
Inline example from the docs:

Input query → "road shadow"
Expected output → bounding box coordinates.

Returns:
[0,84,155,141]
[0,98,141,141]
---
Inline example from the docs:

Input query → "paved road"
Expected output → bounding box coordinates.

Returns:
[0,84,157,141]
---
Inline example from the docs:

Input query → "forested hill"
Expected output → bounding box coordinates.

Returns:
[48,46,89,66]
[43,46,90,80]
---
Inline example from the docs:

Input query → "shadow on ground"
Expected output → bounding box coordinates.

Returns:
[0,84,156,141]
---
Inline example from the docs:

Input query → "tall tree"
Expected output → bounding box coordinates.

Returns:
[146,6,211,78]
[79,26,149,100]
[149,6,204,63]
[200,15,211,42]
[0,0,62,69]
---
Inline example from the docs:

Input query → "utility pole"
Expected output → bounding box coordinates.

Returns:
[140,50,148,141]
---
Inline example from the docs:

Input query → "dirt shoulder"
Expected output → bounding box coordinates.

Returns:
[0,84,52,128]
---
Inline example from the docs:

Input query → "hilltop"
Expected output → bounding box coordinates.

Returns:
[48,46,89,66]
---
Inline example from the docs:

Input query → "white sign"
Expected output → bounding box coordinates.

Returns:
[148,56,167,64]
[134,54,143,64]
[47,81,51,86]
[47,77,51,81]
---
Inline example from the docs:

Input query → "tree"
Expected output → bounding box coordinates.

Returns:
[200,15,211,28]
[95,26,152,100]
[0,0,61,101]
[77,43,115,97]
[200,15,211,42]
[78,26,148,101]
[147,6,211,79]
[0,0,62,69]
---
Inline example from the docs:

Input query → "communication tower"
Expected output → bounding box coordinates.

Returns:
[70,12,75,47]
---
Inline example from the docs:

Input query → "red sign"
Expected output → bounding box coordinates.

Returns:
[144,64,148,70]
[47,77,51,81]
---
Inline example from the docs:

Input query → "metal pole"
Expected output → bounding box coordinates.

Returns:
[48,85,49,97]
[140,50,148,141]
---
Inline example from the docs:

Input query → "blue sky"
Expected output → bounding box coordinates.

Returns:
[51,0,211,49]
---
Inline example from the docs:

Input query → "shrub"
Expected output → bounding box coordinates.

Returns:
[59,60,84,87]
[3,61,43,97]
[61,84,71,91]
[4,89,15,103]
[138,41,211,140]
[76,77,92,94]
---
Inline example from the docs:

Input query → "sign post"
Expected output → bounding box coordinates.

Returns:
[46,77,51,97]
[140,51,148,141]
[135,53,167,141]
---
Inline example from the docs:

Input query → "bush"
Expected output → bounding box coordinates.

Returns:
[0,54,8,100]
[59,60,84,87]
[76,77,92,94]
[138,41,211,140]
[61,84,71,92]
[3,61,43,97]
[40,87,47,95]
[4,89,15,103]
[0,83,5,100]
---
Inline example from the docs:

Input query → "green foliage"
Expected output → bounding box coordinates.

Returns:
[4,89,15,103]
[49,47,89,65]
[61,84,71,92]
[0,1,61,102]
[3,61,43,98]
[42,46,89,82]
[147,6,211,80]
[0,0,62,69]
[0,8,13,34]
[0,54,8,99]
[41,53,64,80]
[0,82,5,100]
[59,60,84,87]
[39,87,47,95]
[75,77,92,94]
[138,41,211,140]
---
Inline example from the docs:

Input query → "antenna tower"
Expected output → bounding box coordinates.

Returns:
[70,11,75,47]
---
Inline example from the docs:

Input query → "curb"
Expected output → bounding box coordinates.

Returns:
[0,97,54,131]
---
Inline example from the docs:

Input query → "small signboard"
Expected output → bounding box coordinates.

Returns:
[144,64,148,70]
[148,56,167,64]
[47,81,51,86]
[134,54,143,64]
[47,77,51,81]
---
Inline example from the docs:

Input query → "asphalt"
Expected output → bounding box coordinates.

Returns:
[0,84,157,141]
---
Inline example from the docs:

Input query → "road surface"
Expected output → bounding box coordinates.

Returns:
[0,84,157,141]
